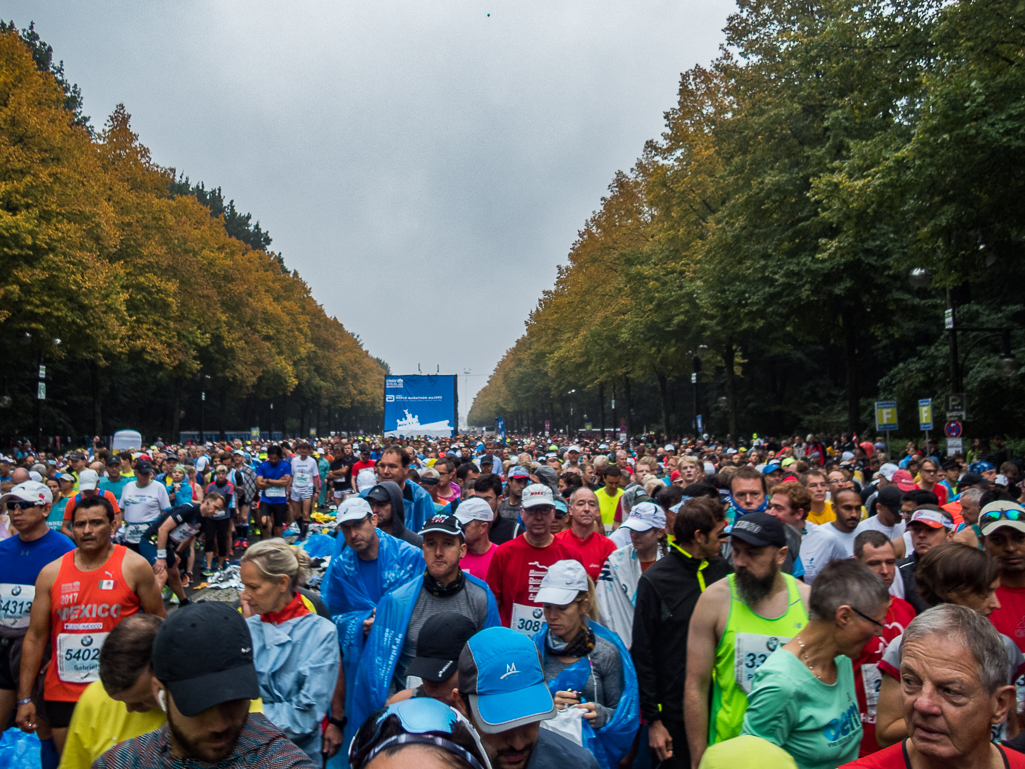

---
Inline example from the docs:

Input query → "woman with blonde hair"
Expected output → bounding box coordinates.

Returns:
[531,559,639,769]
[240,539,340,762]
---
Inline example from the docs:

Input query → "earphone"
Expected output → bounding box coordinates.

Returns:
[158,689,167,713]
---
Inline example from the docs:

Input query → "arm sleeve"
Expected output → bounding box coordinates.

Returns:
[591,642,625,728]
[630,576,662,723]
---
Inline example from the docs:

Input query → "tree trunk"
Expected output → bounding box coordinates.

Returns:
[841,307,860,434]
[171,380,181,442]
[623,376,633,437]
[220,388,227,442]
[598,382,605,437]
[655,369,670,435]
[90,361,103,438]
[723,340,738,437]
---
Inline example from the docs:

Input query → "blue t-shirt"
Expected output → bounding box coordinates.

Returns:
[355,555,383,604]
[256,459,292,505]
[99,476,130,499]
[0,530,76,635]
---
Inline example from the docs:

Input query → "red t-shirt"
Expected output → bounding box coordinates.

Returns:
[841,740,1025,768]
[991,584,1025,654]
[351,459,376,479]
[916,482,948,506]
[485,535,579,632]
[555,528,617,580]
[852,597,917,756]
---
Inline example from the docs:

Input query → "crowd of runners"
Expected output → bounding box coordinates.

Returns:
[1,431,1025,769]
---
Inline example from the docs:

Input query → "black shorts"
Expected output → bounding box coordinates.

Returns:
[260,503,289,526]
[0,634,24,690]
[41,699,76,729]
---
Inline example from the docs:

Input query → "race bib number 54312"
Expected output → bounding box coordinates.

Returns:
[0,584,35,630]
[511,603,545,636]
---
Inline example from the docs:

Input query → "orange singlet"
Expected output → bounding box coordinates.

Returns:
[44,545,140,702]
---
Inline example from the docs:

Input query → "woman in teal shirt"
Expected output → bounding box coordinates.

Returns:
[742,559,890,769]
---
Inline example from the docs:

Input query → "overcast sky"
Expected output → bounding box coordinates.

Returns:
[11,1,734,426]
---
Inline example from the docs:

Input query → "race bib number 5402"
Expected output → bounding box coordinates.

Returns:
[57,632,109,683]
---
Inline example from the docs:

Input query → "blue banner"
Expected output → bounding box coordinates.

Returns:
[384,375,456,438]
[496,416,506,443]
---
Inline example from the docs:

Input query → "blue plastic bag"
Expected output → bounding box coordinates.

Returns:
[300,534,335,558]
[0,729,41,769]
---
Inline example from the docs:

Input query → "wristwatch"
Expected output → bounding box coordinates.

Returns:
[16,697,32,706]
[328,715,347,730]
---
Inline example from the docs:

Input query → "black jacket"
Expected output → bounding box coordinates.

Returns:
[897,552,930,614]
[631,549,731,724]
[378,480,423,548]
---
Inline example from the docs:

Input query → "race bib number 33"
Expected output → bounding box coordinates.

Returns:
[57,632,109,683]
[734,632,791,694]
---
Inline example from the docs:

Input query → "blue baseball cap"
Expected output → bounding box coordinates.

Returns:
[507,465,530,479]
[457,627,555,733]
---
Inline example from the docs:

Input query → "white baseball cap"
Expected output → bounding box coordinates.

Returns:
[521,484,555,509]
[455,497,495,524]
[534,560,588,605]
[878,463,900,481]
[621,501,667,532]
[337,496,374,523]
[78,469,100,491]
[0,480,53,508]
[355,468,377,492]
[664,444,676,452]
[566,445,581,454]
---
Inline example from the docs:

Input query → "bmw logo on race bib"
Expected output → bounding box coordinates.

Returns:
[11,586,21,596]
[81,636,94,647]
[765,637,782,652]
[533,608,543,620]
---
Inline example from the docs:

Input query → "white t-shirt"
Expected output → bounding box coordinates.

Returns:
[800,523,857,583]
[854,515,905,541]
[290,456,320,496]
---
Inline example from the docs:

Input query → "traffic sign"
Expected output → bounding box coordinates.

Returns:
[619,417,627,444]
[944,421,962,438]
[875,401,898,432]
[544,420,550,437]
[918,399,933,431]
[250,426,260,438]
[946,437,963,455]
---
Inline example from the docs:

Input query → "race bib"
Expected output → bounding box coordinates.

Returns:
[511,603,545,636]
[734,632,791,694]
[294,470,313,490]
[169,522,199,545]
[123,523,149,544]
[0,584,35,630]
[861,663,882,721]
[56,632,109,683]
[265,486,286,499]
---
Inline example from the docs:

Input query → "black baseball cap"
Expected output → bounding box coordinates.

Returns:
[105,456,122,466]
[730,512,787,548]
[152,603,260,717]
[134,460,155,474]
[406,613,478,683]
[419,513,463,538]
[365,485,391,503]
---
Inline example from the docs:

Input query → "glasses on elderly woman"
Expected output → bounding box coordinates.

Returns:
[850,606,886,630]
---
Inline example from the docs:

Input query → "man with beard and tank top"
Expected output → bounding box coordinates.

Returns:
[684,512,811,767]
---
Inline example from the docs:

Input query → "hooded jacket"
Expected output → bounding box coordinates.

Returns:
[376,480,423,548]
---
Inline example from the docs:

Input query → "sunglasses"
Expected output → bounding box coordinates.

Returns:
[6,500,41,511]
[850,606,886,630]
[349,698,489,769]
[980,508,1025,525]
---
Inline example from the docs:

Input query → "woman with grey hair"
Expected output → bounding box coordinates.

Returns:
[842,604,1024,768]
[741,559,890,769]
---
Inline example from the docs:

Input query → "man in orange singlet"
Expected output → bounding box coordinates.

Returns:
[15,495,164,754]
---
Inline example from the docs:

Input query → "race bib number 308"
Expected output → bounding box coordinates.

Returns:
[734,632,791,694]
[57,632,109,683]
[511,603,545,636]
[0,584,35,630]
